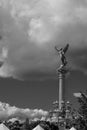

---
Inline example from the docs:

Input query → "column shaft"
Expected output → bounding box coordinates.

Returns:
[58,73,65,109]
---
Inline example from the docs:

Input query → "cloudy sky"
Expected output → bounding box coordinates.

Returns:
[0,0,87,120]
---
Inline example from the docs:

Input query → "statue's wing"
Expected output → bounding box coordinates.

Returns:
[63,44,69,54]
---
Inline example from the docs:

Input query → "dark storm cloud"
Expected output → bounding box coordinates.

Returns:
[0,0,87,79]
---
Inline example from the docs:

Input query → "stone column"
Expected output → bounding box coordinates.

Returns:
[58,67,68,110]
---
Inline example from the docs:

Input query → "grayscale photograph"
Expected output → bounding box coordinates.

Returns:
[0,0,87,130]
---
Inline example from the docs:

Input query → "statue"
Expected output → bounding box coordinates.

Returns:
[55,44,69,69]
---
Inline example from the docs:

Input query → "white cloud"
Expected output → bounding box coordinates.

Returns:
[73,93,81,98]
[0,101,48,120]
[0,64,14,78]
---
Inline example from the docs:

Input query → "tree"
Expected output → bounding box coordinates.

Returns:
[75,91,87,130]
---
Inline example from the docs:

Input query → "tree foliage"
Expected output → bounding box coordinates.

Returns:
[75,91,87,130]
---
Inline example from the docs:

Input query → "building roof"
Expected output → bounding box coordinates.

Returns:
[33,125,44,130]
[0,123,9,130]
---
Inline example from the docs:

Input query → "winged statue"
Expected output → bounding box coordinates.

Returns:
[55,44,69,67]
